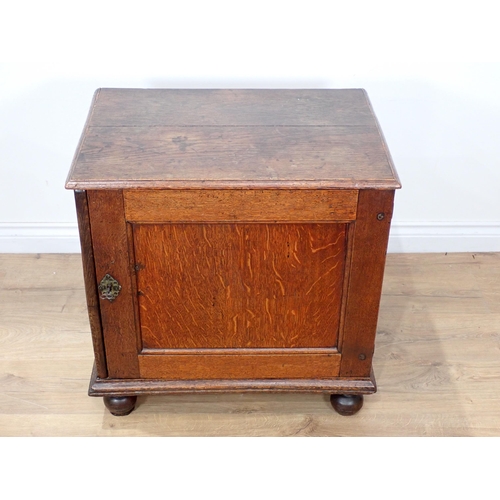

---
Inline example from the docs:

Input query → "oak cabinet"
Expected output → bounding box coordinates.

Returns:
[66,89,400,416]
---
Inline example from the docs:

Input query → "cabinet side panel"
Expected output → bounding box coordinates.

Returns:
[340,189,394,377]
[74,190,107,378]
[87,190,140,378]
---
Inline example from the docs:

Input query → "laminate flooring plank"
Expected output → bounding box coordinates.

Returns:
[0,253,499,436]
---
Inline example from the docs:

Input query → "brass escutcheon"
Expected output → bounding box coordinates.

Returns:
[98,274,121,302]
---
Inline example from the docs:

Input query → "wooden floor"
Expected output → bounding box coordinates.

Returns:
[0,252,499,436]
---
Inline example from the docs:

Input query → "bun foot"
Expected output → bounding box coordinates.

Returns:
[330,394,364,416]
[103,396,137,416]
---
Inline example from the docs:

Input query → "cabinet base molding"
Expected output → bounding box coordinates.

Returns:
[88,364,376,398]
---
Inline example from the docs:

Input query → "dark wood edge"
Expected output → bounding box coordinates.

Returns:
[339,190,394,377]
[362,89,402,189]
[126,219,356,225]
[87,189,141,378]
[65,89,101,189]
[126,222,144,354]
[66,179,402,191]
[337,221,355,352]
[88,363,376,396]
[140,347,339,355]
[75,190,108,378]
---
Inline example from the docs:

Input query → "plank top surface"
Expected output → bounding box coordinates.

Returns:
[66,89,401,190]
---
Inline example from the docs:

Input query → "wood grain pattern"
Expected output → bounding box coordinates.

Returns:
[69,126,398,190]
[2,253,500,436]
[74,190,107,378]
[124,189,358,222]
[132,223,347,349]
[65,89,401,190]
[138,352,341,380]
[86,190,140,378]
[340,189,395,377]
[88,89,377,127]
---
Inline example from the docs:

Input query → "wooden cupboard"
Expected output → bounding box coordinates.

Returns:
[66,89,400,416]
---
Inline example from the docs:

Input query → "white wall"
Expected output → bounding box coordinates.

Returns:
[1,1,499,252]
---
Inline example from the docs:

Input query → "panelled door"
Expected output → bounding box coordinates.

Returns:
[87,188,393,381]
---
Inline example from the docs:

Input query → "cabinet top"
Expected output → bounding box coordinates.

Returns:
[66,89,400,190]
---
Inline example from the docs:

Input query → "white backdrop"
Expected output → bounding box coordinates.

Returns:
[1,1,499,252]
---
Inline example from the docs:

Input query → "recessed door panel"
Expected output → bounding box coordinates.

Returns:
[132,223,347,350]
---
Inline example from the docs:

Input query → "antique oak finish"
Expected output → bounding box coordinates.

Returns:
[66,89,400,416]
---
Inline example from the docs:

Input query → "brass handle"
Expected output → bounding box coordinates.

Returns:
[98,274,121,302]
